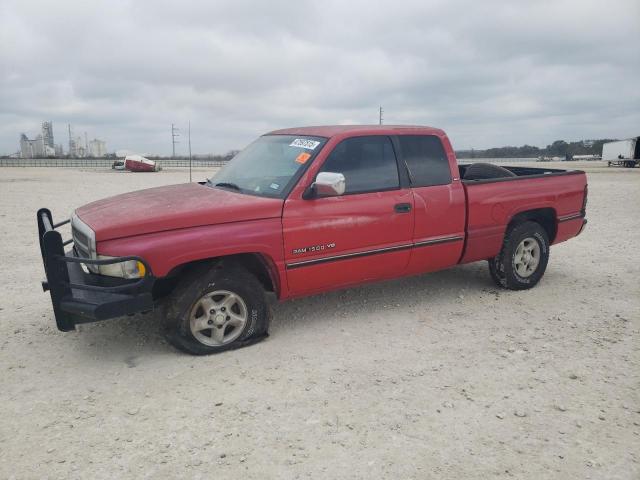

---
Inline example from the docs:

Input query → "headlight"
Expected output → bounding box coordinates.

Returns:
[96,256,146,279]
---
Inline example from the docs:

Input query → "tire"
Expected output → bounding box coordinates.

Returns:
[488,221,550,290]
[164,262,270,355]
[463,163,517,181]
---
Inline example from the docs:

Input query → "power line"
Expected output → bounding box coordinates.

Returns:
[188,120,192,183]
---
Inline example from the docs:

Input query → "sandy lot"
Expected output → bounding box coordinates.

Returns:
[0,162,638,479]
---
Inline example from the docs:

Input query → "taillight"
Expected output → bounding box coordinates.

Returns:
[581,184,588,215]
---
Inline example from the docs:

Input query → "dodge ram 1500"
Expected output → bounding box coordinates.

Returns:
[38,125,588,354]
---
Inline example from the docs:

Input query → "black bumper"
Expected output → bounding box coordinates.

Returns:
[37,208,155,331]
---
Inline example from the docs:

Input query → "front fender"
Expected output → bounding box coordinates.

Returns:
[96,219,285,287]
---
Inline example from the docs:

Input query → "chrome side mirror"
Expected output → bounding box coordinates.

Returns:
[308,172,346,198]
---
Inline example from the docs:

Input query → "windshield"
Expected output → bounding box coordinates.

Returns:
[209,134,327,198]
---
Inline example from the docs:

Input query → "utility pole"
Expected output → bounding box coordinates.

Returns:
[188,121,192,182]
[171,123,180,158]
[379,106,384,125]
[68,124,72,157]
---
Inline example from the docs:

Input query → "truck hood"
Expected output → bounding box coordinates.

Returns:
[76,183,284,242]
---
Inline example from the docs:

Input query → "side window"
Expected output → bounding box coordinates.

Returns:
[398,135,452,187]
[319,136,399,194]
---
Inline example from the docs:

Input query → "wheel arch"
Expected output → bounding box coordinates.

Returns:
[506,207,557,243]
[152,252,280,301]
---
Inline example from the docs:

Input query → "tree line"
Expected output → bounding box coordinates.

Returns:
[456,139,617,159]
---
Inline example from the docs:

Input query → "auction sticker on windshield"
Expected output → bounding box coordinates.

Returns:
[295,152,312,164]
[290,139,320,150]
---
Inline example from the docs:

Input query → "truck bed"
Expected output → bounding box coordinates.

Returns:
[458,164,587,264]
[458,164,580,182]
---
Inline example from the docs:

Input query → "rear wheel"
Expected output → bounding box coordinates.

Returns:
[164,262,270,355]
[489,221,550,290]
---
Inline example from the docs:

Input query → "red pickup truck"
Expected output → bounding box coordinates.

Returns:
[38,125,588,354]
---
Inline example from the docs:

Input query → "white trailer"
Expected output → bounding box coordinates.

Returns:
[603,138,639,168]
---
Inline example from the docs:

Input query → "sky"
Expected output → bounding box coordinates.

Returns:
[1,0,639,156]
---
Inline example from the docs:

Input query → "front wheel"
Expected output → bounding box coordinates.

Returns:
[489,221,550,290]
[164,263,270,355]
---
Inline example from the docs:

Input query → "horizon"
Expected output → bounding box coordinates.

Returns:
[3,120,627,158]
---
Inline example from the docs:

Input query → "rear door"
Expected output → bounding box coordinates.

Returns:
[282,135,414,295]
[396,135,466,274]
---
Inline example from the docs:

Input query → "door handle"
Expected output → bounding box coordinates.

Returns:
[394,203,412,213]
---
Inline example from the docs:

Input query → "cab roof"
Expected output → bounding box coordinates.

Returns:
[266,125,445,139]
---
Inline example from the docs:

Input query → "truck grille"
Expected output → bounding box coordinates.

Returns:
[72,226,91,258]
[71,214,97,273]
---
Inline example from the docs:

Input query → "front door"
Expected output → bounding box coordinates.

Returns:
[282,135,414,296]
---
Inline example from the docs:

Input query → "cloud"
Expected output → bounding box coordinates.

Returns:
[1,0,639,155]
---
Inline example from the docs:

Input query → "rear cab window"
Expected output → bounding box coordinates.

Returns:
[319,136,400,194]
[397,135,452,187]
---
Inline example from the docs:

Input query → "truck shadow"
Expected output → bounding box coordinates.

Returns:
[70,262,495,358]
[270,262,495,335]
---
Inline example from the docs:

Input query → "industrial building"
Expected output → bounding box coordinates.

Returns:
[19,122,108,158]
[67,125,107,157]
[88,138,107,157]
[19,122,60,158]
[19,133,55,158]
[42,121,54,149]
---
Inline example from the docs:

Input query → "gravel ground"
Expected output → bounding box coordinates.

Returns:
[0,162,638,479]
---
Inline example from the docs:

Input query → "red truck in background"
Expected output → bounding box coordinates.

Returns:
[38,125,588,355]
